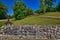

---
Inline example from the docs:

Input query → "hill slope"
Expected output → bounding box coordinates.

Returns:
[0,12,60,27]
[13,12,60,25]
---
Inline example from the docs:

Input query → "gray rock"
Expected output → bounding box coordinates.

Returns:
[0,25,60,39]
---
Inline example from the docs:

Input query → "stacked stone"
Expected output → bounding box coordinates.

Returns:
[0,25,60,39]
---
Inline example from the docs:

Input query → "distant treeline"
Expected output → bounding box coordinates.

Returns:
[0,0,60,20]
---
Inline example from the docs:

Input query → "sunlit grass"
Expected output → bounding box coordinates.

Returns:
[0,21,5,29]
[3,38,51,40]
[40,12,60,16]
[12,15,60,25]
[0,12,60,27]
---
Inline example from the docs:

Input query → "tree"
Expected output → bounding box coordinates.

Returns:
[13,1,33,20]
[26,8,33,16]
[40,0,46,14]
[40,0,56,13]
[45,0,56,12]
[0,2,8,19]
[35,10,40,14]
[56,2,60,12]
[13,1,26,20]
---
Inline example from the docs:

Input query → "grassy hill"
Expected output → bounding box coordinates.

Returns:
[0,21,5,29]
[0,12,60,27]
[40,12,60,16]
[13,16,60,25]
[12,12,60,25]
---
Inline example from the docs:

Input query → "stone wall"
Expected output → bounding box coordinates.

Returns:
[0,25,60,39]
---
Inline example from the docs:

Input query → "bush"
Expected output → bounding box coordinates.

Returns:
[15,13,25,20]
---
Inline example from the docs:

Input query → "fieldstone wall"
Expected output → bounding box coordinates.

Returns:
[0,25,60,40]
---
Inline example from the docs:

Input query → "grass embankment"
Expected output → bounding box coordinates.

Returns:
[40,12,60,17]
[0,21,5,26]
[12,15,60,25]
[2,38,51,40]
[0,21,5,29]
[0,12,60,27]
[12,12,60,25]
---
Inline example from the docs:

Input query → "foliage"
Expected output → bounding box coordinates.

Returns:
[35,10,42,14]
[56,2,60,12]
[0,2,8,19]
[26,8,33,16]
[40,0,46,14]
[13,1,26,20]
[16,12,25,20]
[45,0,56,12]
[7,15,14,19]
[13,1,33,20]
[46,8,56,12]
[39,0,56,14]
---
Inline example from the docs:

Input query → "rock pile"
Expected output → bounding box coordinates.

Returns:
[0,25,60,39]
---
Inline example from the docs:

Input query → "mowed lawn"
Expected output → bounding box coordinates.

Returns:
[40,12,60,17]
[0,12,60,27]
[13,12,60,25]
[12,15,60,25]
[0,21,5,29]
[0,37,56,40]
[3,38,51,40]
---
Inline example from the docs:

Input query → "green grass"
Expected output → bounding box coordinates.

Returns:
[40,12,60,17]
[12,15,60,25]
[0,21,5,29]
[3,38,51,40]
[0,21,5,26]
[0,12,60,26]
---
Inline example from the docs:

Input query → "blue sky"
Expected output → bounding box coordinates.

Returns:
[0,0,60,15]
